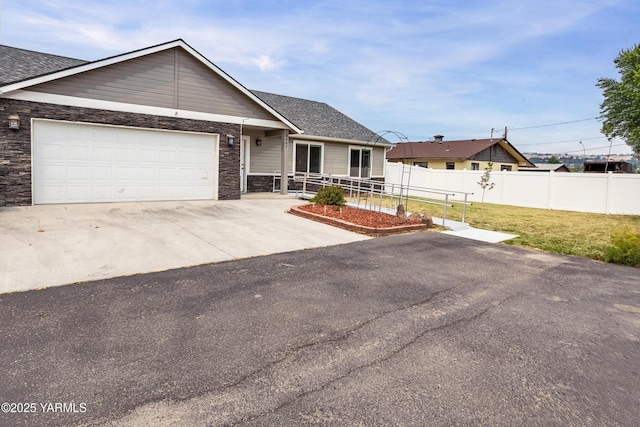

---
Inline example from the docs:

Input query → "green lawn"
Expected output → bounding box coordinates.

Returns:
[371,196,640,266]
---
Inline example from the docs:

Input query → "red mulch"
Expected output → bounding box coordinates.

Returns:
[296,204,422,228]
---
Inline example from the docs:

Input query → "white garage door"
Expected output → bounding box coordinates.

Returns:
[33,120,218,204]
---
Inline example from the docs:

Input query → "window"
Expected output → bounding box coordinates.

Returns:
[413,161,429,168]
[350,148,372,178]
[295,143,322,173]
[446,162,455,170]
[501,165,512,171]
[471,162,479,170]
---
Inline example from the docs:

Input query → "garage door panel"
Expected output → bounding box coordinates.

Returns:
[93,147,113,161]
[40,164,65,180]
[67,165,91,180]
[93,186,117,201]
[68,145,91,161]
[138,167,158,181]
[40,144,65,160]
[92,166,114,180]
[66,186,90,202]
[139,149,159,162]
[33,121,218,204]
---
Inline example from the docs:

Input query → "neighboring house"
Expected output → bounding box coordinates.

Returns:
[519,163,571,172]
[0,40,389,206]
[386,135,533,171]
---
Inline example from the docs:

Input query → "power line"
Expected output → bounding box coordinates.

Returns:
[551,143,628,155]
[508,117,600,131]
[517,136,605,147]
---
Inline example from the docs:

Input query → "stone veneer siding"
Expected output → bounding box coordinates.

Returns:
[0,99,240,206]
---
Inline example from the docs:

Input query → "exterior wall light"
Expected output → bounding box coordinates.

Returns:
[8,114,20,130]
[255,138,262,146]
[227,134,235,146]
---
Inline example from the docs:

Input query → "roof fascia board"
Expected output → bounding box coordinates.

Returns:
[0,40,185,94]
[292,133,393,147]
[178,41,303,134]
[2,90,290,129]
[0,39,302,134]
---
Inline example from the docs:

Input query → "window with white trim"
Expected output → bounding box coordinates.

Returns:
[349,148,372,178]
[295,143,322,173]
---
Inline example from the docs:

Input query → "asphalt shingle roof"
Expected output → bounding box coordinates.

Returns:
[0,45,87,86]
[0,44,383,144]
[251,90,385,143]
[386,138,500,159]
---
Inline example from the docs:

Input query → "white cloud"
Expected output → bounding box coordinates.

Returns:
[252,55,281,71]
[2,0,636,153]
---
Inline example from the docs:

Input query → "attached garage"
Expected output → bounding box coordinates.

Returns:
[32,120,219,204]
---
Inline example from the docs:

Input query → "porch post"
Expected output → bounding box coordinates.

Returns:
[280,129,289,195]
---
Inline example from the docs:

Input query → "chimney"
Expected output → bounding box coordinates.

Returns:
[434,135,444,142]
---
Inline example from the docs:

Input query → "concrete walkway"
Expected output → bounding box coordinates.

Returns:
[433,216,519,244]
[346,200,518,244]
[0,195,370,294]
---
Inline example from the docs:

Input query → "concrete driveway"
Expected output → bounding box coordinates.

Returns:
[0,232,638,426]
[0,195,370,294]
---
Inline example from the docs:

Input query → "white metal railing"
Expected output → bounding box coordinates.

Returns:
[290,171,473,226]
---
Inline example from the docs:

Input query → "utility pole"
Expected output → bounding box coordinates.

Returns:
[503,126,508,139]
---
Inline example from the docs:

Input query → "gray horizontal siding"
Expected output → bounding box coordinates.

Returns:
[249,136,290,174]
[31,50,176,108]
[324,143,348,175]
[30,48,278,121]
[372,146,385,176]
[249,140,386,177]
[176,51,274,119]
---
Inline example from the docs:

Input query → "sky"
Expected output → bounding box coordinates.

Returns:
[1,0,639,155]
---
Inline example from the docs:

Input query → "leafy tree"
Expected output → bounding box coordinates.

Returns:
[477,162,495,206]
[548,156,561,164]
[597,44,640,155]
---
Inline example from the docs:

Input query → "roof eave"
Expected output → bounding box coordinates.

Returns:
[293,133,393,147]
[0,40,303,134]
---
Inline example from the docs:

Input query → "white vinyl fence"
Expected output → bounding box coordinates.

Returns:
[385,162,640,215]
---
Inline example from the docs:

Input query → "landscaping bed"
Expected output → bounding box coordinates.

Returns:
[290,204,428,236]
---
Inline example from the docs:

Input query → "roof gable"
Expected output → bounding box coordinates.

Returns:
[26,47,277,120]
[1,40,301,133]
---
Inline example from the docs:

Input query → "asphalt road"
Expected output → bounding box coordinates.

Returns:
[1,232,639,426]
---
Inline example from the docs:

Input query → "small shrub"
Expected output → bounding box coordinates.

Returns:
[310,185,346,207]
[604,227,640,267]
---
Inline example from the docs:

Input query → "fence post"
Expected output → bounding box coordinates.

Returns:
[462,193,468,223]
[547,171,554,210]
[301,173,306,196]
[605,171,613,214]
[443,194,448,226]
